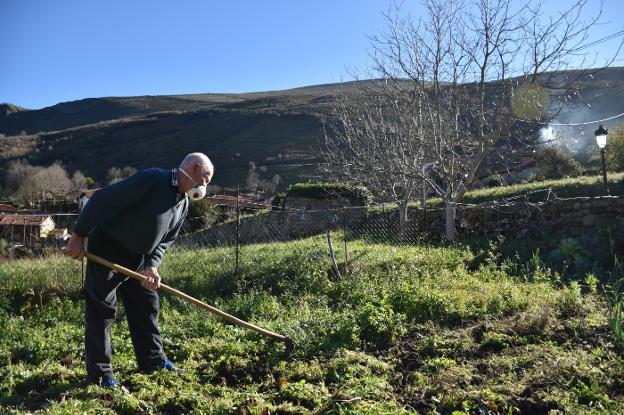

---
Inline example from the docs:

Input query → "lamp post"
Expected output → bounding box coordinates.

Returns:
[594,124,609,196]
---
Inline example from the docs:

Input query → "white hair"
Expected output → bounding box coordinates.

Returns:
[180,152,213,172]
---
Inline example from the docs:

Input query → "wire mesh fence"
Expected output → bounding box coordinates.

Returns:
[1,189,621,281]
[0,203,432,285]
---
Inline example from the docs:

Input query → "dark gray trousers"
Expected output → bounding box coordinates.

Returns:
[84,227,165,382]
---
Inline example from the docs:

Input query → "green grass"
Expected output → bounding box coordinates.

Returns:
[1,235,623,413]
[414,172,624,208]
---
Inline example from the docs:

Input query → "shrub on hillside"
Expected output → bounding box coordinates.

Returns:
[606,124,624,172]
[536,148,583,179]
[272,192,286,209]
[187,198,220,231]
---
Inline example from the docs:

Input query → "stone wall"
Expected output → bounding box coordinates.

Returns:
[180,196,624,251]
[180,207,368,247]
[399,196,624,242]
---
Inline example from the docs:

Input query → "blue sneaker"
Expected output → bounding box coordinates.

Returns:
[100,377,121,388]
[159,358,178,372]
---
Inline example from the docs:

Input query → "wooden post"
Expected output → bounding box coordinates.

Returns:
[327,230,341,279]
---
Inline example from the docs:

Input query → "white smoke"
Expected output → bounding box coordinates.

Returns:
[537,101,621,159]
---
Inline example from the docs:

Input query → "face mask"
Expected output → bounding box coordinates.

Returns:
[179,168,206,201]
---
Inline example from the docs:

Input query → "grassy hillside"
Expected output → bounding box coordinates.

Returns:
[2,68,624,190]
[0,109,325,188]
[418,172,624,208]
[0,83,340,137]
[0,103,28,116]
[1,235,623,413]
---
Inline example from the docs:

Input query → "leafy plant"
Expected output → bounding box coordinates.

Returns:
[610,277,624,350]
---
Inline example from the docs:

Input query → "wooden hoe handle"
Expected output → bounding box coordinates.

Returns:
[84,251,291,345]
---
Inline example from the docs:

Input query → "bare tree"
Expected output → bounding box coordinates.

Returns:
[70,170,88,195]
[5,160,72,206]
[246,162,281,197]
[246,161,261,192]
[5,160,39,193]
[324,0,622,240]
[107,166,138,185]
[5,160,42,205]
[36,161,72,199]
[323,83,425,232]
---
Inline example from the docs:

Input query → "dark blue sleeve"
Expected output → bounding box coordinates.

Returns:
[72,171,156,237]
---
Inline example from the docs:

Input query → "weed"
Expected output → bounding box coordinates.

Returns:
[609,277,624,350]
[1,236,623,413]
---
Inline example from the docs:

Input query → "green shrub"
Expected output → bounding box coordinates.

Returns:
[558,281,583,317]
[536,147,584,179]
[356,301,407,347]
[606,124,624,172]
[272,191,286,208]
[186,198,220,231]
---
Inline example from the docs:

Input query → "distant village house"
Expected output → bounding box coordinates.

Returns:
[0,204,17,214]
[0,214,56,245]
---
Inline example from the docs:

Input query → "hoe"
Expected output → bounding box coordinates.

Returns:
[84,252,295,358]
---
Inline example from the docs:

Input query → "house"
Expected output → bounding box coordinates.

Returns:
[0,214,56,244]
[0,204,17,214]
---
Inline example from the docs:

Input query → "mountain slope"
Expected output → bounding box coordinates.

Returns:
[1,69,623,189]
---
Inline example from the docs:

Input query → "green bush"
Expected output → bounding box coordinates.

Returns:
[186,198,220,231]
[536,147,583,179]
[272,191,286,208]
[356,301,407,347]
[606,124,624,172]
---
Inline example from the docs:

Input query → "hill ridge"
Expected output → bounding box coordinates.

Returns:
[1,68,623,188]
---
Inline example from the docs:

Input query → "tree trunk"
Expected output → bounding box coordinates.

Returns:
[398,199,409,237]
[445,201,457,241]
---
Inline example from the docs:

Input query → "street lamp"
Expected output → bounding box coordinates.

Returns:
[594,124,609,196]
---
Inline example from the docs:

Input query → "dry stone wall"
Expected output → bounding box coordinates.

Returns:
[402,196,624,241]
[181,196,624,252]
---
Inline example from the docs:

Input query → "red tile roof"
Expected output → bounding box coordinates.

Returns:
[0,204,17,212]
[0,215,53,226]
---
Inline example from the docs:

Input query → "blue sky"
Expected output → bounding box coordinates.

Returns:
[1,0,623,109]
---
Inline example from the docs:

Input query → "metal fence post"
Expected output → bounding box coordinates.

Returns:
[236,186,240,274]
[342,206,348,270]
[423,205,428,244]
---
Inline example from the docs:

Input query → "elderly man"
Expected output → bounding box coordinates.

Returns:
[66,153,214,388]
